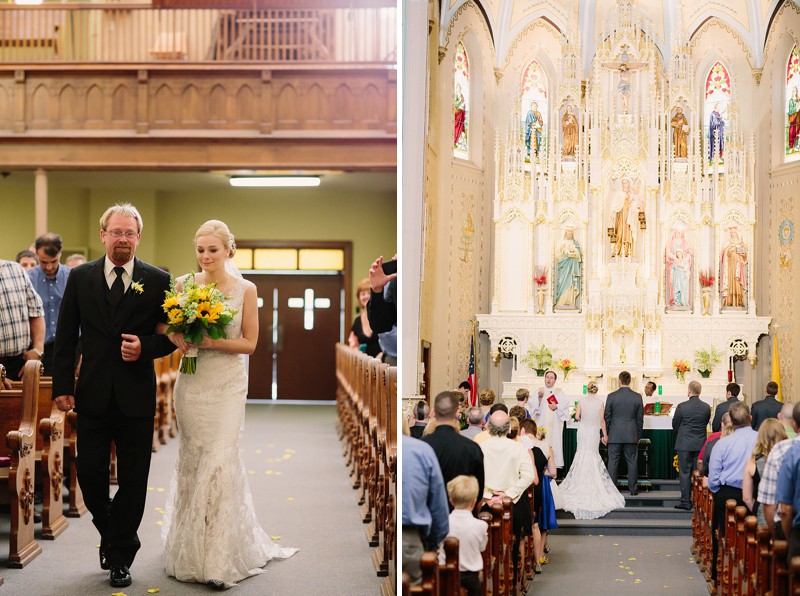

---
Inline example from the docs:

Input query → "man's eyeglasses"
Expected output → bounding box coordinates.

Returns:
[105,230,139,239]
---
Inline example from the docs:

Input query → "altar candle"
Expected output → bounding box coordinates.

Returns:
[728,370,733,382]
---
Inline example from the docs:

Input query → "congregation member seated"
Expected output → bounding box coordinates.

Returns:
[758,402,800,537]
[438,475,488,596]
[742,418,786,526]
[461,407,484,440]
[479,389,496,420]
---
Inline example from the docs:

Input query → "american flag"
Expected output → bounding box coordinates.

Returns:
[468,335,477,407]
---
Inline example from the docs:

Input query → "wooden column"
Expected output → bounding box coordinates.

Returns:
[35,169,47,237]
[260,70,273,134]
[137,70,149,134]
[14,70,25,133]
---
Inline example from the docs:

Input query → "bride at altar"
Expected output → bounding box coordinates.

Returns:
[161,220,297,589]
[557,381,626,520]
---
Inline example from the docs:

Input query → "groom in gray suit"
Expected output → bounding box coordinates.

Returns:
[672,380,711,510]
[604,370,644,495]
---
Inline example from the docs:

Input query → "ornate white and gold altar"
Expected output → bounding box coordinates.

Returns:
[403,0,800,408]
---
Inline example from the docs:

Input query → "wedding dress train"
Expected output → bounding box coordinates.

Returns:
[557,394,626,520]
[162,277,298,588]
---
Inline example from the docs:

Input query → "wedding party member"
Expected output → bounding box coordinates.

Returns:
[28,232,72,375]
[672,381,711,510]
[707,402,758,581]
[604,370,644,495]
[743,419,786,526]
[559,380,625,519]
[530,370,569,468]
[439,476,487,596]
[712,383,741,433]
[160,220,297,589]
[52,204,175,588]
[347,277,382,358]
[751,381,783,431]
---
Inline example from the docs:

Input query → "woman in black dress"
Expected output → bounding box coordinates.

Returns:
[348,278,382,358]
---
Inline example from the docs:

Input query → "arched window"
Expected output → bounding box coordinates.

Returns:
[703,61,731,162]
[453,40,470,158]
[520,61,548,163]
[786,45,800,158]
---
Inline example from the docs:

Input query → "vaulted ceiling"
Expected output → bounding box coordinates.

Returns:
[440,0,788,71]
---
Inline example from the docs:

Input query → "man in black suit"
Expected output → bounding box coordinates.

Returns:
[53,204,175,588]
[605,370,644,495]
[421,391,484,513]
[751,381,783,430]
[711,382,741,433]
[673,380,712,510]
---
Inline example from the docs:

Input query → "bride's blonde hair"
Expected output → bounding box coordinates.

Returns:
[195,220,236,258]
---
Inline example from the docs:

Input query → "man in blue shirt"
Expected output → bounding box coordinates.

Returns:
[777,441,800,562]
[28,233,71,375]
[707,401,758,580]
[402,434,449,584]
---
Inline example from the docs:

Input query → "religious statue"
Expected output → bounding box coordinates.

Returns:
[454,84,466,147]
[618,64,631,114]
[562,104,578,158]
[525,101,543,159]
[719,225,748,308]
[665,227,692,308]
[554,227,582,309]
[671,106,689,159]
[789,87,799,152]
[708,103,725,161]
[608,178,643,258]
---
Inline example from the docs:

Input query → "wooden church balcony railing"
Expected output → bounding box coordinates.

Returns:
[0,4,396,65]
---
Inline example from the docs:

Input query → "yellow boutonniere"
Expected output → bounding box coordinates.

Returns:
[131,281,144,294]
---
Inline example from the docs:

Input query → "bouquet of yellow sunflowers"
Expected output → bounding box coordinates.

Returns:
[161,274,237,374]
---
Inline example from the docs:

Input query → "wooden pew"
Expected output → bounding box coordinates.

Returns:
[791,556,800,595]
[438,537,461,595]
[379,365,398,595]
[729,505,747,590]
[63,409,86,517]
[753,526,773,595]
[479,510,494,595]
[774,540,789,596]
[0,361,43,567]
[740,516,757,595]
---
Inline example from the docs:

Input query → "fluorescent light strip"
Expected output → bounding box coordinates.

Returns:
[230,176,321,188]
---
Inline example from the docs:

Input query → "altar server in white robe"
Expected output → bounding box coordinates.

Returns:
[529,370,570,468]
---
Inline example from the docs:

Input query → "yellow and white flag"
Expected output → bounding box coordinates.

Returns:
[773,328,783,402]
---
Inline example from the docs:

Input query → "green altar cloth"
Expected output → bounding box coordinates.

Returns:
[562,428,679,479]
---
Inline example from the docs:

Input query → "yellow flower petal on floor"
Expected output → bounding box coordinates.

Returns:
[616,579,625,582]
[287,497,295,501]
[147,590,160,594]
[265,470,274,475]
[628,571,634,575]
[112,592,127,596]
[271,536,280,540]
[248,470,255,475]
[155,521,163,526]
[628,557,636,561]
[147,487,154,491]
[688,577,695,580]
[156,487,165,492]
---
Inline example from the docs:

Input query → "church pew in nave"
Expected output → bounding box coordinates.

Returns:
[361,357,379,531]
[773,540,789,596]
[408,551,439,596]
[740,516,758,595]
[754,526,773,595]
[64,409,86,517]
[729,506,747,590]
[691,471,700,556]
[702,484,714,580]
[479,510,494,595]
[790,556,800,595]
[378,364,397,591]
[439,537,461,595]
[370,359,389,570]
[0,361,43,567]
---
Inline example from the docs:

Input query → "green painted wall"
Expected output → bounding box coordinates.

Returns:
[1,177,396,319]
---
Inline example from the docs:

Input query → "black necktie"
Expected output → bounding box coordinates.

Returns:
[109,266,125,305]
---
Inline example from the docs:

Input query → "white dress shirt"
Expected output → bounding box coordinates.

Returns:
[104,257,134,292]
[438,509,488,571]
[480,435,536,503]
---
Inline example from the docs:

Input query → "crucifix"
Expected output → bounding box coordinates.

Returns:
[601,45,646,114]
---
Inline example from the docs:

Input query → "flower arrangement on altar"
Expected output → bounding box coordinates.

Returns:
[672,359,691,381]
[699,270,715,288]
[695,346,723,378]
[533,266,548,287]
[523,344,553,375]
[161,274,237,374]
[556,358,576,380]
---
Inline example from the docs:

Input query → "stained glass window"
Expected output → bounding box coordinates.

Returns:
[453,41,469,157]
[786,45,800,159]
[703,61,731,162]
[520,61,548,163]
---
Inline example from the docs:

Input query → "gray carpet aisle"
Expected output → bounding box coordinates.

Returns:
[528,534,708,595]
[1,403,380,596]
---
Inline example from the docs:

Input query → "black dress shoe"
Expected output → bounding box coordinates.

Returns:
[674,504,692,511]
[207,579,226,590]
[110,565,132,588]
[629,490,638,496]
[99,546,110,571]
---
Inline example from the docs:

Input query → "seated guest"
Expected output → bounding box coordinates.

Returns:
[712,383,742,433]
[515,388,532,418]
[509,405,528,426]
[480,411,536,580]
[439,475,488,596]
[700,412,731,480]
[64,253,87,268]
[15,250,38,271]
[779,401,798,439]
[461,407,484,440]
[743,419,786,526]
[479,389,496,419]
[758,403,800,537]
[348,278,382,359]
[402,435,449,584]
[474,403,509,444]
[421,391,484,513]
[778,439,800,561]
[409,400,430,439]
[752,381,783,430]
[708,402,758,581]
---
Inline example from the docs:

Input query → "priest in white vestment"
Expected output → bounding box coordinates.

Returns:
[528,370,569,468]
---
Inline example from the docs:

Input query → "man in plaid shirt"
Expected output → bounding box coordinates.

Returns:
[758,402,800,537]
[0,259,45,388]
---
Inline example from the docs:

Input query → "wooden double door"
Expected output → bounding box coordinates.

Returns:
[244,272,344,400]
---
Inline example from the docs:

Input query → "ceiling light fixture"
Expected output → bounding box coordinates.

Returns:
[229,176,321,188]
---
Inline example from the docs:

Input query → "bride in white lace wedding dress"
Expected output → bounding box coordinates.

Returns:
[161,221,297,589]
[557,382,626,520]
